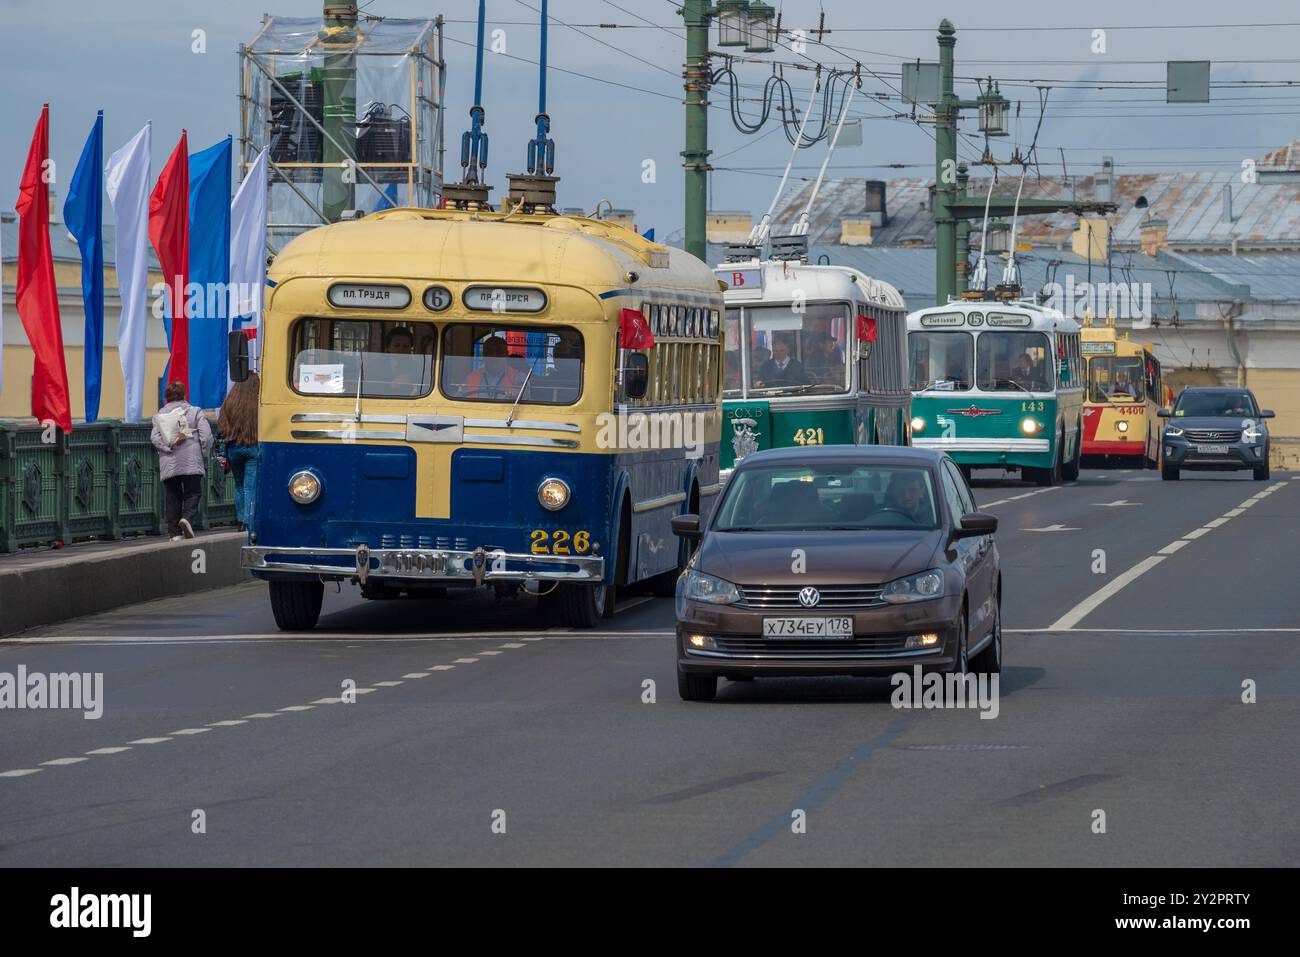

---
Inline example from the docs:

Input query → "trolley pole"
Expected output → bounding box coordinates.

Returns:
[682,0,712,262]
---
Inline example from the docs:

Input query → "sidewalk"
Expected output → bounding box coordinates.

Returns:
[0,532,251,637]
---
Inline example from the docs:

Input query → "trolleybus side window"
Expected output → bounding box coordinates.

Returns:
[291,318,436,398]
[723,308,742,396]
[440,324,584,405]
[909,331,973,391]
[976,331,1050,393]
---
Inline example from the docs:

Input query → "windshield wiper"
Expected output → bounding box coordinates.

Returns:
[505,364,535,427]
[994,377,1033,396]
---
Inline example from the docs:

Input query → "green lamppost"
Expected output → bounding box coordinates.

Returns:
[932,20,1116,304]
[680,1,775,262]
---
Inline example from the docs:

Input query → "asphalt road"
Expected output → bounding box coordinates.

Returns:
[2,468,1297,866]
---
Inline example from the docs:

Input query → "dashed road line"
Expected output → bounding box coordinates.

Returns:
[278,705,314,712]
[208,719,247,727]
[42,757,88,766]
[402,672,430,679]
[128,737,172,745]
[86,747,130,755]
[372,680,404,687]
[0,769,42,778]
[979,487,1061,509]
[1158,540,1189,555]
[171,728,211,736]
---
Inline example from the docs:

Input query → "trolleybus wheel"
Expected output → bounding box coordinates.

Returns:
[1061,423,1082,482]
[554,580,611,628]
[1034,441,1064,487]
[268,580,324,631]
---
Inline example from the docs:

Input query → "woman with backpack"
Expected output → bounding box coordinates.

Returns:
[151,381,213,540]
[217,373,260,529]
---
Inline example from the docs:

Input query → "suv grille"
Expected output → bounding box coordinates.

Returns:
[1184,429,1240,443]
[737,585,885,610]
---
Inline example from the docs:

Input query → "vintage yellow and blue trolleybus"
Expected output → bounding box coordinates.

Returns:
[907,299,1084,484]
[715,253,910,481]
[237,208,724,629]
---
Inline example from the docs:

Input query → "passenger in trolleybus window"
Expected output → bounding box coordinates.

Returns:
[463,336,528,400]
[803,317,846,384]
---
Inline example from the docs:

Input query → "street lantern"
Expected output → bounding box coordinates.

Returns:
[744,3,776,53]
[977,79,1010,137]
[715,1,750,47]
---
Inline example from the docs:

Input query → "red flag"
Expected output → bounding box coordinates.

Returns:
[15,104,71,432]
[619,308,655,350]
[150,131,190,392]
[856,310,877,342]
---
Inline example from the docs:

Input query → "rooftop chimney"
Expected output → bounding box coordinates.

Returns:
[1221,184,1235,225]
[1140,218,1169,256]
[863,180,888,228]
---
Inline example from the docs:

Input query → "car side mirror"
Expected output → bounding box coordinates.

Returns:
[1157,408,1171,418]
[622,352,649,400]
[228,330,250,383]
[953,512,998,539]
[671,514,702,540]
[1260,410,1276,419]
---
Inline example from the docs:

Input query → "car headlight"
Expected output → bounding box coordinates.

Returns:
[538,477,571,511]
[288,470,321,504]
[683,570,742,605]
[1021,418,1042,435]
[911,416,925,433]
[881,568,945,603]
[1243,426,1264,441]
[1165,426,1184,438]
[1116,420,1129,433]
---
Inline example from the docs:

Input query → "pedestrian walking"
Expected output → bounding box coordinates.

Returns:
[151,381,213,540]
[217,373,260,529]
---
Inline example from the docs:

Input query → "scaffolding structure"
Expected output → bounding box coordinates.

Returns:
[238,13,445,252]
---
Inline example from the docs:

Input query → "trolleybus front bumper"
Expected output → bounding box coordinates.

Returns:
[242,544,604,586]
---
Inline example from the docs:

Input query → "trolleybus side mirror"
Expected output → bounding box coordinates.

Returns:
[228,331,250,383]
[671,514,702,540]
[1157,408,1171,418]
[623,352,649,399]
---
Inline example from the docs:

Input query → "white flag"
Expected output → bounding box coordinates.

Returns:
[0,210,5,402]
[229,148,268,373]
[105,122,151,421]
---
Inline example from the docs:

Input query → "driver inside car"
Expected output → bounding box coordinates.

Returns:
[882,471,932,524]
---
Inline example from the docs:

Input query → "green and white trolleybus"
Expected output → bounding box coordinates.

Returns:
[907,298,1084,485]
[716,254,911,481]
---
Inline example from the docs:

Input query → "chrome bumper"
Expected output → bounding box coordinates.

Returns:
[242,544,604,584]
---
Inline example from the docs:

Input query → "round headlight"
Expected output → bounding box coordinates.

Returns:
[1116,420,1129,433]
[288,470,321,504]
[538,477,571,511]
[1021,418,1040,435]
[911,416,925,432]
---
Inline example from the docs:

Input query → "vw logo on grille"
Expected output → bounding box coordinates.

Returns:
[798,586,821,608]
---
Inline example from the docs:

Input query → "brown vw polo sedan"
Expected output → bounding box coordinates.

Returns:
[670,446,1001,701]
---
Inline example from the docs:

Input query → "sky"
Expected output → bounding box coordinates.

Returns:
[3,0,1300,240]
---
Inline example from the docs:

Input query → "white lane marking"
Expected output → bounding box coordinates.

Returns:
[171,728,212,735]
[1021,524,1080,532]
[243,712,281,719]
[128,737,172,745]
[311,697,343,705]
[454,658,479,664]
[978,487,1061,509]
[208,719,247,727]
[86,747,131,755]
[1009,627,1300,634]
[1049,555,1166,631]
[0,769,42,778]
[1204,517,1230,528]
[6,630,587,644]
[372,680,404,687]
[615,595,654,613]
[42,757,88,766]
[353,688,376,695]
[402,672,430,679]
[429,665,456,671]
[1093,499,1140,507]
[1158,540,1189,555]
[477,650,502,656]
[1184,527,1213,540]
[500,642,526,648]
[1239,499,1258,508]
[279,705,314,712]
[1224,508,1244,517]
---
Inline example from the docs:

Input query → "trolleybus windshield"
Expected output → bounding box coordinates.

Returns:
[291,318,436,399]
[739,303,850,395]
[976,331,1051,393]
[909,330,973,391]
[440,324,584,405]
[1087,355,1146,402]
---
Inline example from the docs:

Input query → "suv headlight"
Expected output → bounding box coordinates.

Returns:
[1165,426,1184,438]
[881,569,944,603]
[683,570,742,605]
[1243,426,1264,441]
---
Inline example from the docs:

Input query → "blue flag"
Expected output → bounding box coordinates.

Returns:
[64,112,105,423]
[187,136,232,409]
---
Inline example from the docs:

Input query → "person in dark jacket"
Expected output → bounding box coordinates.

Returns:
[151,381,213,540]
[754,336,808,389]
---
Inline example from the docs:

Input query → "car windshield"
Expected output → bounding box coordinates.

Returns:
[1088,355,1145,402]
[1174,391,1257,417]
[714,464,940,531]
